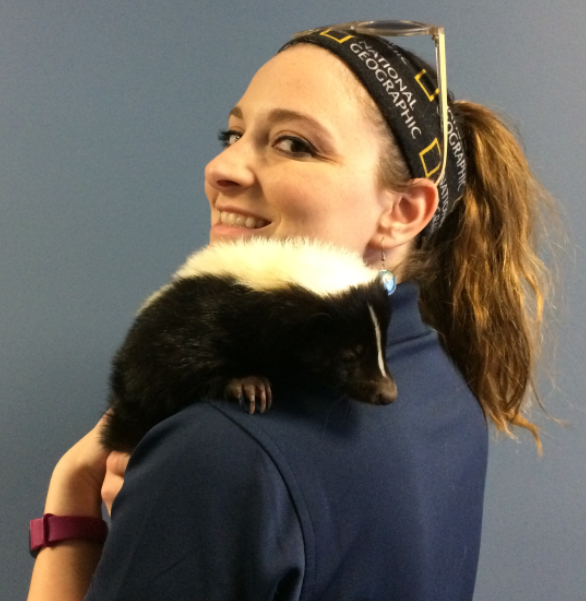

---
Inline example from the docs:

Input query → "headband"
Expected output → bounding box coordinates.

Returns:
[280,30,467,236]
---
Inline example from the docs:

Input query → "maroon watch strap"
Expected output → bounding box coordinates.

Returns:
[30,513,108,557]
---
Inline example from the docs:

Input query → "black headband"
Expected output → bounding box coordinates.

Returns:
[280,30,467,236]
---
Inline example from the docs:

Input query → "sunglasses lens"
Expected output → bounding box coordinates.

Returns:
[352,20,431,35]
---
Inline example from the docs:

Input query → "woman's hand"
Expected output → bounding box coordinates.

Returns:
[44,415,131,518]
[28,415,114,601]
[43,414,113,518]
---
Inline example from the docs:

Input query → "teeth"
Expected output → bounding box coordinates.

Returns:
[219,211,268,229]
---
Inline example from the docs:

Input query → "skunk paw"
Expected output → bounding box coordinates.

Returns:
[225,376,273,414]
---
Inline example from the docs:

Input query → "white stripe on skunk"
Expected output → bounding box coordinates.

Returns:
[175,237,379,293]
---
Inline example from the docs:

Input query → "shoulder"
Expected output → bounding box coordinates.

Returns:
[121,400,293,503]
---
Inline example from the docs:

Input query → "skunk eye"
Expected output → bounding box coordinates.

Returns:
[339,345,364,364]
[339,349,357,363]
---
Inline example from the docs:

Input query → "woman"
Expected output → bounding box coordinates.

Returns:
[27,21,553,600]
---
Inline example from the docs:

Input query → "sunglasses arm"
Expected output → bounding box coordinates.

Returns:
[433,30,448,185]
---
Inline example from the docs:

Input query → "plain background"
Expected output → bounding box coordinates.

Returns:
[2,1,584,599]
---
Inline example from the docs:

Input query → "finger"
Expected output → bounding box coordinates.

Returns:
[243,382,257,414]
[102,452,129,516]
[238,391,254,414]
[265,379,273,410]
[101,470,125,516]
[106,451,130,477]
[258,385,266,413]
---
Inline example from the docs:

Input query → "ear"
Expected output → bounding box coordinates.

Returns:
[374,178,439,247]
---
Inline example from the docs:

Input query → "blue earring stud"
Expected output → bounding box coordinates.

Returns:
[379,244,396,295]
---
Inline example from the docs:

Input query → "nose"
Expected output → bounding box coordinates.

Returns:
[374,377,398,404]
[204,141,256,193]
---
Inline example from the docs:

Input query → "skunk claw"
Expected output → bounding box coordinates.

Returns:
[226,376,273,414]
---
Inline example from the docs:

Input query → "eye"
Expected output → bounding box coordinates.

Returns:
[339,345,364,364]
[217,129,242,148]
[273,135,316,158]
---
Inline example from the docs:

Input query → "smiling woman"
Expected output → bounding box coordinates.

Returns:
[27,20,557,601]
[205,44,438,274]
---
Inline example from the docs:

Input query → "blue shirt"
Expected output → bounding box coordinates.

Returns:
[86,281,488,600]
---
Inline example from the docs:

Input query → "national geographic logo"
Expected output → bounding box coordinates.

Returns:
[419,138,442,178]
[414,69,439,102]
[319,29,355,44]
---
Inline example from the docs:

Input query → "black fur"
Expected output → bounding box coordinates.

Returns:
[101,274,396,453]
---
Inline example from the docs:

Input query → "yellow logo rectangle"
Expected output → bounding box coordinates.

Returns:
[415,69,439,101]
[419,138,442,178]
[319,29,355,44]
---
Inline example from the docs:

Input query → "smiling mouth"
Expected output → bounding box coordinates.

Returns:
[219,211,270,229]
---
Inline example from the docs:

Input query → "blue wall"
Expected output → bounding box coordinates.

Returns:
[2,1,584,599]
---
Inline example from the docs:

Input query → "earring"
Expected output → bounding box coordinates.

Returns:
[379,242,397,296]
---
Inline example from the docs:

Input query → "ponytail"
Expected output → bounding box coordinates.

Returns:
[404,100,556,451]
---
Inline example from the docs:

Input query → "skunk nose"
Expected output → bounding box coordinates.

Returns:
[373,378,398,404]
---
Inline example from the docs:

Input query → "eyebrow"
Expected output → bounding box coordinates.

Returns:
[228,106,335,148]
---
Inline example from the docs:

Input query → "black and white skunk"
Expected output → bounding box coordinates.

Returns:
[101,238,397,453]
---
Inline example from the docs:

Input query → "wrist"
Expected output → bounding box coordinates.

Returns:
[30,514,108,558]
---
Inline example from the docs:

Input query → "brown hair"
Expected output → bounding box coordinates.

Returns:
[376,97,558,452]
[290,42,558,450]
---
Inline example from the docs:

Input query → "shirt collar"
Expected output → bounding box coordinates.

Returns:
[387,281,431,345]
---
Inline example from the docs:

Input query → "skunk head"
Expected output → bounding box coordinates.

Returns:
[291,281,397,405]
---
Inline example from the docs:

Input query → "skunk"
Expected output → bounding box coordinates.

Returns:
[101,237,397,453]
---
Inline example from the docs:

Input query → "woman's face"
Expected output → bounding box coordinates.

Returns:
[205,44,400,262]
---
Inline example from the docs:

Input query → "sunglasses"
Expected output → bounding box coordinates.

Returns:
[292,21,448,185]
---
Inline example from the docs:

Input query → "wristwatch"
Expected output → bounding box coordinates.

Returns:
[29,513,108,558]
